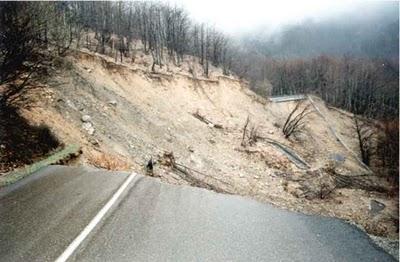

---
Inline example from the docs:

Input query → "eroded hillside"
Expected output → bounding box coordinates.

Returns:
[11,49,398,241]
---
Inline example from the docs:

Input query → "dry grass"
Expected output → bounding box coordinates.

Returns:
[88,152,130,171]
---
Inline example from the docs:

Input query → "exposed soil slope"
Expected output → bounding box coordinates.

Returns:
[13,49,398,240]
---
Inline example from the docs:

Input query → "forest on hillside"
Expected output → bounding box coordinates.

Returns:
[234,2,399,120]
[233,4,399,179]
[0,1,233,87]
[1,1,398,118]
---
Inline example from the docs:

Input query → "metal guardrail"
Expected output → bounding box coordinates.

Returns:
[307,95,372,173]
[265,138,310,170]
[269,95,306,103]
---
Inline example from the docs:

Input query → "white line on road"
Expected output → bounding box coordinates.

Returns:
[55,172,137,262]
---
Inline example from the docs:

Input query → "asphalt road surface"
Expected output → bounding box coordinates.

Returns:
[0,165,395,261]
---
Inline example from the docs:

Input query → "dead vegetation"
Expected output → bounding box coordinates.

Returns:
[192,110,223,129]
[332,173,388,193]
[88,152,130,171]
[282,102,313,138]
[296,170,337,200]
[158,151,230,193]
[354,116,375,166]
[241,116,262,147]
[290,161,392,202]
[376,119,399,188]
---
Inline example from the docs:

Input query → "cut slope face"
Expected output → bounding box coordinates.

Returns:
[18,50,398,240]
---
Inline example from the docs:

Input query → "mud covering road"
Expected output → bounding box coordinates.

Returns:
[0,165,395,261]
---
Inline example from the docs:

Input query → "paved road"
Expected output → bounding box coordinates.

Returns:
[0,166,394,261]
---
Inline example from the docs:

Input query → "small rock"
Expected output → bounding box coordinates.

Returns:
[89,138,99,146]
[81,115,91,122]
[82,122,95,135]
[253,175,260,179]
[66,100,77,110]
[82,122,92,129]
[268,130,274,134]
[369,200,386,215]
[0,144,5,149]
[208,123,214,128]
[187,146,194,152]
[239,174,244,178]
[87,69,92,73]
[108,100,117,106]
[209,139,216,144]
[330,153,346,164]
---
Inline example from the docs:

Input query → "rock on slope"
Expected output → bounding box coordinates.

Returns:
[18,49,398,241]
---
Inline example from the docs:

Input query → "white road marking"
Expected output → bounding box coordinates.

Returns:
[55,172,137,262]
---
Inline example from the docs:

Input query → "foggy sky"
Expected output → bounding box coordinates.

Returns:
[167,0,398,34]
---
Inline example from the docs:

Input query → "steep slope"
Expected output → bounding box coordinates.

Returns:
[15,50,398,240]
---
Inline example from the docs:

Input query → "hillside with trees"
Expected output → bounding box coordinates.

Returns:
[233,1,398,119]
[228,3,399,181]
[1,2,397,118]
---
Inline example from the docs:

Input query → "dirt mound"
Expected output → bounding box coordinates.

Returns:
[12,49,398,239]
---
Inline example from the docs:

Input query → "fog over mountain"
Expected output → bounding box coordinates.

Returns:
[173,0,399,62]
[236,1,398,60]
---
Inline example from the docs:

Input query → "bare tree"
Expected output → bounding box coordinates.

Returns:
[353,116,374,166]
[282,102,312,138]
[241,116,250,147]
[0,2,44,104]
[241,116,261,146]
[48,3,73,55]
[376,119,399,183]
